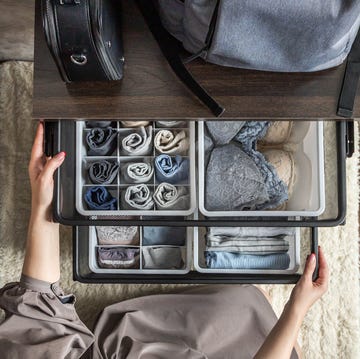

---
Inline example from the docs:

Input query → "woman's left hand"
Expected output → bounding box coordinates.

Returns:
[28,121,66,220]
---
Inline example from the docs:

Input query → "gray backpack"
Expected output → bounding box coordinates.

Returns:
[138,0,360,117]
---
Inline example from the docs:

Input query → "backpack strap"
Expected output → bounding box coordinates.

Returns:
[337,29,360,118]
[136,0,225,117]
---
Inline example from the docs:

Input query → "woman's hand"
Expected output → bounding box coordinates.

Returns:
[28,121,66,220]
[289,246,329,317]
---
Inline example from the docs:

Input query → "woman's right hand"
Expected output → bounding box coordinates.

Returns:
[288,246,329,317]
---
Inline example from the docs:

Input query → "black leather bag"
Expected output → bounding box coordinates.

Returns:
[42,0,124,82]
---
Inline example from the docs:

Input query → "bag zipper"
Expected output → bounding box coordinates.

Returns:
[183,0,220,64]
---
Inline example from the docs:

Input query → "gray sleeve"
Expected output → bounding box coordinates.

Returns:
[0,274,95,359]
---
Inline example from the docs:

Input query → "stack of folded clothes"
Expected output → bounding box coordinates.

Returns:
[205,121,296,211]
[205,227,294,270]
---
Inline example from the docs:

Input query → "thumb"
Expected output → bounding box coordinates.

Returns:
[42,152,66,182]
[302,253,316,282]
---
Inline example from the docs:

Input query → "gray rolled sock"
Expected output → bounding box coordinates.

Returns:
[88,160,119,185]
[122,126,153,156]
[153,183,190,210]
[156,120,186,127]
[206,121,245,145]
[142,247,184,269]
[205,143,269,211]
[86,127,117,156]
[123,162,153,184]
[123,184,154,210]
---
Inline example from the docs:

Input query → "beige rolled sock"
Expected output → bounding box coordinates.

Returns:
[260,121,293,146]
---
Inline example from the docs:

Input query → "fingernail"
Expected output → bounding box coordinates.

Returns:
[56,151,66,159]
[309,253,316,262]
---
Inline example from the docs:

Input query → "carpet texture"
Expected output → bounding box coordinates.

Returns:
[0,61,359,359]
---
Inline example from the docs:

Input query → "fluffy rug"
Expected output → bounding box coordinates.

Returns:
[0,61,359,359]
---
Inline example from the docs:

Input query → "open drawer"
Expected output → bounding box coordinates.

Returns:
[73,225,318,284]
[47,120,352,227]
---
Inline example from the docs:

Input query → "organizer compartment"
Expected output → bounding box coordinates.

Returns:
[194,227,301,274]
[76,121,197,216]
[89,225,192,275]
[198,121,325,217]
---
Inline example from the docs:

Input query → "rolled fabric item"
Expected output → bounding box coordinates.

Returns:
[156,120,186,127]
[205,144,269,211]
[96,226,140,245]
[97,247,140,269]
[259,121,293,146]
[86,121,113,128]
[205,252,291,270]
[121,121,151,128]
[234,121,289,210]
[123,184,154,210]
[153,183,190,210]
[88,160,119,185]
[206,121,245,145]
[123,162,153,184]
[154,130,189,155]
[142,247,184,269]
[84,186,117,210]
[154,154,189,184]
[86,127,117,156]
[122,126,153,156]
[262,149,296,197]
[143,227,186,246]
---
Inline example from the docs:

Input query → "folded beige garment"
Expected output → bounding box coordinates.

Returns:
[121,121,150,128]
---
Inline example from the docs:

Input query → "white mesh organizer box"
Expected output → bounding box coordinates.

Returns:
[89,225,192,275]
[76,121,196,216]
[198,121,325,217]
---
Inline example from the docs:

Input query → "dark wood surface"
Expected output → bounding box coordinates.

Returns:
[33,0,360,120]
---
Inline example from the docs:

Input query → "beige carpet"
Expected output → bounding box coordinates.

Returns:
[0,61,359,359]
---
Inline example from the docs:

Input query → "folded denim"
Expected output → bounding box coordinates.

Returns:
[97,247,140,269]
[86,121,113,128]
[143,227,186,246]
[154,130,189,155]
[86,127,118,156]
[205,143,269,211]
[205,252,290,270]
[156,120,186,127]
[206,121,245,145]
[85,186,117,210]
[154,155,189,184]
[153,183,189,210]
[123,184,154,210]
[121,121,151,128]
[123,162,153,184]
[122,126,153,156]
[234,122,289,209]
[88,160,119,185]
[142,247,184,269]
[96,226,140,245]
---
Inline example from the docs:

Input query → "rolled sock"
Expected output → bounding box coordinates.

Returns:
[156,120,186,127]
[121,121,150,128]
[205,144,269,211]
[154,183,189,210]
[96,226,140,245]
[86,127,117,156]
[205,252,290,270]
[206,121,245,145]
[88,160,119,185]
[143,227,186,246]
[259,121,293,145]
[122,126,153,156]
[97,247,140,269]
[123,162,153,184]
[154,155,189,184]
[154,130,189,155]
[86,121,113,128]
[142,247,184,269]
[85,186,117,210]
[123,184,154,210]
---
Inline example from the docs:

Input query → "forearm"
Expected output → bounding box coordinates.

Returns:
[254,301,305,359]
[22,207,60,283]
